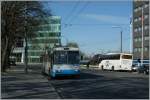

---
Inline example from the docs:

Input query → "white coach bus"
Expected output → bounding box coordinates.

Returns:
[99,53,133,71]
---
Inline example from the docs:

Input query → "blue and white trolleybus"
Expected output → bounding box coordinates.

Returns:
[42,46,80,78]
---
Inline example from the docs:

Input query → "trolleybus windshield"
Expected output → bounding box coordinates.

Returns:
[54,51,79,64]
[54,51,67,64]
[68,51,79,64]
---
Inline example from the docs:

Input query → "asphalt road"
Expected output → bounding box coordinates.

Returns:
[48,69,149,99]
[2,64,149,99]
[1,64,60,99]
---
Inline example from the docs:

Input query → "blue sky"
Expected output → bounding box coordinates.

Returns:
[43,1,132,55]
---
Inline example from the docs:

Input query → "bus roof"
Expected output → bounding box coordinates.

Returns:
[53,47,79,51]
[106,53,132,55]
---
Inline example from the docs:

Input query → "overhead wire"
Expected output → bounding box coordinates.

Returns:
[63,1,80,25]
[61,23,130,26]
[65,1,89,27]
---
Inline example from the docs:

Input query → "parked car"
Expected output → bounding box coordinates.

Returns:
[132,60,138,71]
[137,65,149,75]
[132,60,149,74]
[132,66,138,72]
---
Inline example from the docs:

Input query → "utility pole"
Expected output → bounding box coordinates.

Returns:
[24,2,28,73]
[112,26,123,53]
[141,7,144,66]
[120,30,123,53]
[130,16,133,54]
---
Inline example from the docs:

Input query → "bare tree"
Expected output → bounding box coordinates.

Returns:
[66,42,79,48]
[1,1,51,72]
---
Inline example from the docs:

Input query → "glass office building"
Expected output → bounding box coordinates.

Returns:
[13,16,61,63]
[28,16,61,63]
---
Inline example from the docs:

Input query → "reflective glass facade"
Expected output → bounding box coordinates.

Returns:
[28,16,61,63]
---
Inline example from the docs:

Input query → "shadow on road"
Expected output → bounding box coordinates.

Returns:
[47,71,104,81]
[2,80,58,99]
[1,64,60,99]
[80,72,104,79]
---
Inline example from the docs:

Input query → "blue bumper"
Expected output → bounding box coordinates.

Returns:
[51,70,80,77]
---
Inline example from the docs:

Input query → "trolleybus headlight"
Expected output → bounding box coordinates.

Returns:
[75,66,78,68]
[74,67,79,71]
[75,69,78,71]
[74,66,78,69]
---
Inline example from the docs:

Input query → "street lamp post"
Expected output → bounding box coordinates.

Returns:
[130,16,133,54]
[141,7,144,66]
[112,26,123,53]
[120,30,123,53]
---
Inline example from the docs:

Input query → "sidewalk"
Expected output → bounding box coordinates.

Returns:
[1,65,60,99]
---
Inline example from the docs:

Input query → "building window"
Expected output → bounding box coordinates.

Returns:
[138,6,142,11]
[144,15,148,19]
[144,47,148,52]
[134,28,138,32]
[51,25,58,32]
[134,8,138,12]
[134,38,138,42]
[56,26,59,31]
[134,48,143,52]
[138,48,141,52]
[138,17,141,21]
[134,48,138,52]
[144,36,149,41]
[144,25,148,30]
[59,25,61,31]
[39,33,44,37]
[134,18,138,22]
[30,58,40,63]
[134,37,142,42]
[138,37,142,42]
[138,27,141,31]
[144,4,149,8]
[51,19,60,24]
